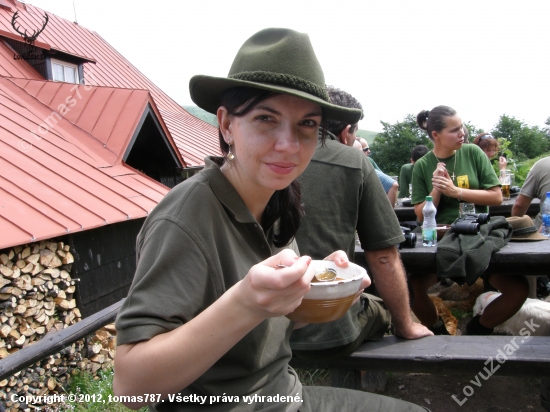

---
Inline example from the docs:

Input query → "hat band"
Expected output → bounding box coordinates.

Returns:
[229,71,329,102]
[513,225,537,235]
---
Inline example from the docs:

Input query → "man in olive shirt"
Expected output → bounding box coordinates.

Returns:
[291,87,431,362]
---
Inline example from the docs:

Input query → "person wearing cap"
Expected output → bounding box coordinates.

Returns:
[473,132,507,171]
[113,28,428,412]
[291,86,431,370]
[512,155,550,229]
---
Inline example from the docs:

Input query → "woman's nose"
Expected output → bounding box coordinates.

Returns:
[274,125,300,152]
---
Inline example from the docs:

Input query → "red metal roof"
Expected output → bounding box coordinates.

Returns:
[0,1,219,167]
[0,75,170,249]
[0,1,222,249]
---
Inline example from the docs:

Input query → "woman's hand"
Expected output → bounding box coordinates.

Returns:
[236,249,314,319]
[433,162,449,178]
[432,173,460,199]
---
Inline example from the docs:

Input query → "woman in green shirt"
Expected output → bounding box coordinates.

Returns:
[410,105,528,336]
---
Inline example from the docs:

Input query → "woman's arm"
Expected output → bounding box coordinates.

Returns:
[114,252,313,409]
[431,173,503,206]
[414,163,447,222]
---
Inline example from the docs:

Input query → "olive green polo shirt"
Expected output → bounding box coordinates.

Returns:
[291,138,404,350]
[116,157,302,411]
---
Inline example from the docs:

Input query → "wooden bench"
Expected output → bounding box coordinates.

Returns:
[290,335,550,410]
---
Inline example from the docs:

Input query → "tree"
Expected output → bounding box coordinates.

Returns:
[492,115,550,160]
[370,114,432,175]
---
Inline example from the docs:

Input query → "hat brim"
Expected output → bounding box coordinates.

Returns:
[510,233,548,241]
[189,75,363,125]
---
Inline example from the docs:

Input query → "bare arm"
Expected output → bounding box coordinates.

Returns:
[511,194,533,217]
[387,182,399,209]
[364,246,432,339]
[114,252,313,409]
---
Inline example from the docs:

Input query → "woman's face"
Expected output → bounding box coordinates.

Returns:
[483,145,497,159]
[432,115,465,152]
[219,94,322,195]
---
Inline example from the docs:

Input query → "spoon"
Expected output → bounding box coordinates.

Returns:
[275,264,337,282]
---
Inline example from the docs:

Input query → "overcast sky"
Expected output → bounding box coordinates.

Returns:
[26,0,550,133]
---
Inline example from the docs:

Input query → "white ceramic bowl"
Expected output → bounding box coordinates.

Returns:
[286,260,366,324]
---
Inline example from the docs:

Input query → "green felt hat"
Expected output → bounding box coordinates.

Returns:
[189,28,362,125]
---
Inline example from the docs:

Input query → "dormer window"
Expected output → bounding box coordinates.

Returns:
[51,59,80,84]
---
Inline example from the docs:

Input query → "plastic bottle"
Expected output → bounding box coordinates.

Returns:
[542,191,550,237]
[422,196,437,247]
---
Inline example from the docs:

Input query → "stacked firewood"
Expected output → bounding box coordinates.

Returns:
[0,241,117,409]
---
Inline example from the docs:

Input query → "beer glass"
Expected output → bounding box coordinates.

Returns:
[500,171,511,200]
[459,202,476,217]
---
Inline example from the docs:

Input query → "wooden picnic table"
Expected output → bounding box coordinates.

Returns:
[356,236,549,277]
[355,236,549,297]
[394,197,540,223]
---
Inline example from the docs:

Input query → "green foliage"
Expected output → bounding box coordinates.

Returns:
[183,105,218,127]
[513,151,550,187]
[463,121,485,143]
[60,368,147,412]
[492,115,550,160]
[370,114,432,175]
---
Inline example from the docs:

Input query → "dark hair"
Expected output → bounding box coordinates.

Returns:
[416,105,456,141]
[411,145,429,162]
[473,133,499,153]
[218,87,320,247]
[325,86,364,137]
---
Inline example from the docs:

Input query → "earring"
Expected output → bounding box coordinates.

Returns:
[227,143,235,161]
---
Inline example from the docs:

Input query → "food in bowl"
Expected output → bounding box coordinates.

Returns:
[285,260,366,324]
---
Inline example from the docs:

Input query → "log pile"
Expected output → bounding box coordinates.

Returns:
[0,241,117,410]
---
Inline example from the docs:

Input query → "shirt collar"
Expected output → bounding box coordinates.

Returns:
[201,156,258,224]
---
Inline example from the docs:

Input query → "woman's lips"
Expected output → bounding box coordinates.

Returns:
[266,162,297,175]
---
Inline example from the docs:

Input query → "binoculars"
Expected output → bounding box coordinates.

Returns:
[451,213,491,235]
[399,226,417,249]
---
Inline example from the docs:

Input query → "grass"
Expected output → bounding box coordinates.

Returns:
[58,368,147,412]
[295,368,330,386]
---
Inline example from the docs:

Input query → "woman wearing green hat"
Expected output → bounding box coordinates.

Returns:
[113,28,428,412]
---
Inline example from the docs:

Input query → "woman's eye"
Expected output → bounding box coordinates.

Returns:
[301,119,318,127]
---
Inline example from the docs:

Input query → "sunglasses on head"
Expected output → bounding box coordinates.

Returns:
[362,147,370,152]
[480,134,494,140]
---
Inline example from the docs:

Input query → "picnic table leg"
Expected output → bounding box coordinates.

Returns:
[528,277,537,299]
[541,378,550,412]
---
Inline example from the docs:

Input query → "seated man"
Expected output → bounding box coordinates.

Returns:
[291,86,431,366]
[354,137,399,208]
[357,136,381,171]
[512,155,550,229]
[398,145,429,198]
[376,169,399,209]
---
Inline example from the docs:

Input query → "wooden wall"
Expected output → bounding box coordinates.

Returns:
[67,218,145,318]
